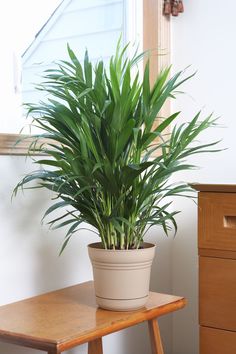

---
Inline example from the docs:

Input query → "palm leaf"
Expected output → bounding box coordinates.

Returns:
[14,40,221,251]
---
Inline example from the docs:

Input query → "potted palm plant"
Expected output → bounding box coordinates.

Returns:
[15,41,219,310]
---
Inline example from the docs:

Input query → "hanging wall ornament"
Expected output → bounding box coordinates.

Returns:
[163,0,184,17]
[164,0,172,15]
[178,0,184,13]
[171,0,179,16]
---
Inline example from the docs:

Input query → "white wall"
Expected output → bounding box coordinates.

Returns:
[171,1,236,353]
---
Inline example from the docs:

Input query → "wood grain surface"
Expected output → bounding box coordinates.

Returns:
[199,257,236,331]
[199,248,236,260]
[200,326,236,354]
[88,338,103,354]
[190,183,236,193]
[197,187,236,354]
[198,192,236,251]
[0,281,186,352]
[148,319,164,354]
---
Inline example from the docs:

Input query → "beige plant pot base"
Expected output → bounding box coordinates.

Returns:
[88,242,156,311]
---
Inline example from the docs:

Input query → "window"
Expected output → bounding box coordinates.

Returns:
[0,0,169,154]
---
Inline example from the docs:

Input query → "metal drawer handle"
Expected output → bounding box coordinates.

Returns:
[224,215,236,229]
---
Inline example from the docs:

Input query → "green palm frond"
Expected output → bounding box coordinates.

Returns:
[14,41,220,251]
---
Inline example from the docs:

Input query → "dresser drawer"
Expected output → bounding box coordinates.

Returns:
[200,326,236,354]
[199,192,236,251]
[199,256,236,331]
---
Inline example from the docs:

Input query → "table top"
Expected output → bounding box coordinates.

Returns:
[190,183,236,193]
[0,281,186,352]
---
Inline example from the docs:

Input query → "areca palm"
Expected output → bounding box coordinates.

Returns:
[14,41,219,251]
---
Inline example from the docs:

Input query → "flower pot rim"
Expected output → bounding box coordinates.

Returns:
[88,242,156,252]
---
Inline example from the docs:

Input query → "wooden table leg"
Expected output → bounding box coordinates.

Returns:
[148,319,164,354]
[88,337,103,354]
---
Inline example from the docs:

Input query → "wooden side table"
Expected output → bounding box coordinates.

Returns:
[0,281,186,354]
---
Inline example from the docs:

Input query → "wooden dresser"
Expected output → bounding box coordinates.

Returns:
[192,184,236,354]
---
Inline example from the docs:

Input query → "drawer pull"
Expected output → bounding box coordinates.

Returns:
[224,216,236,229]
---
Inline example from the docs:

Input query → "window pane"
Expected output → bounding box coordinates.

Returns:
[0,0,62,133]
[0,0,126,133]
